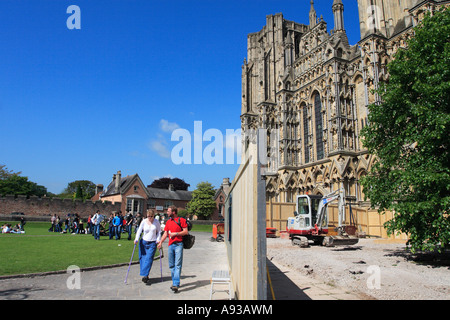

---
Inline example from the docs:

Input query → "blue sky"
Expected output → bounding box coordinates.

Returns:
[0,0,361,193]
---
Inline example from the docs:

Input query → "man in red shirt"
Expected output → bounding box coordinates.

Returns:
[158,206,188,293]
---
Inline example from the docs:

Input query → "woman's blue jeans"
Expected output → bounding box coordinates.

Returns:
[114,226,121,239]
[168,241,183,287]
[139,240,157,277]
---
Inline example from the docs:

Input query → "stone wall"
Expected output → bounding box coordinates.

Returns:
[0,195,121,218]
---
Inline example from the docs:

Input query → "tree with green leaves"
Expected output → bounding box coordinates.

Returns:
[75,184,84,199]
[0,164,21,180]
[361,8,450,252]
[148,177,190,190]
[59,180,96,200]
[186,182,216,220]
[0,174,47,197]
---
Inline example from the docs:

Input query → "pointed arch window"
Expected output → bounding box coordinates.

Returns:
[314,93,324,160]
[303,104,310,163]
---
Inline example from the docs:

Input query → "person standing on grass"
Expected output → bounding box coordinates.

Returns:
[62,216,70,234]
[92,210,101,240]
[108,213,115,239]
[134,209,161,285]
[118,211,124,236]
[72,214,79,234]
[135,213,143,233]
[87,214,93,234]
[125,211,134,241]
[55,215,61,233]
[19,217,26,231]
[157,206,188,293]
[113,212,121,240]
[49,214,56,232]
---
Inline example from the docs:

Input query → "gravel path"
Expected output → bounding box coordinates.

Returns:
[267,237,450,300]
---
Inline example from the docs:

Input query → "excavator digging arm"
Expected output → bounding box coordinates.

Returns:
[315,189,341,231]
[318,189,359,246]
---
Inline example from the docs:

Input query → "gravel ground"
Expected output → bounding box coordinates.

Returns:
[267,237,450,300]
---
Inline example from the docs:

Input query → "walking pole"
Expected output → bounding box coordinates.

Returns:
[159,247,163,282]
[124,242,137,284]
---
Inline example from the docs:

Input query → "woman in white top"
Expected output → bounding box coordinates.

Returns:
[134,209,161,284]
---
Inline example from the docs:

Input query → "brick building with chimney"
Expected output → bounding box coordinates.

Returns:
[95,171,192,217]
[213,178,231,221]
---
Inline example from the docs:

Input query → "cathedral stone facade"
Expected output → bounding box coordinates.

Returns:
[241,0,448,205]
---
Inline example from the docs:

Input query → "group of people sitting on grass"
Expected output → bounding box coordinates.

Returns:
[2,217,26,234]
[2,222,25,234]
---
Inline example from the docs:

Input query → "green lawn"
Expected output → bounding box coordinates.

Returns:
[0,221,212,276]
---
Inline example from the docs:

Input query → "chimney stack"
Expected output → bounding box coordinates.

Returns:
[222,178,231,187]
[96,184,104,195]
[168,184,175,191]
[115,171,121,193]
[222,177,231,195]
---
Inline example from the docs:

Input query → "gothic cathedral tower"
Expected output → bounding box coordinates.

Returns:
[241,0,448,206]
